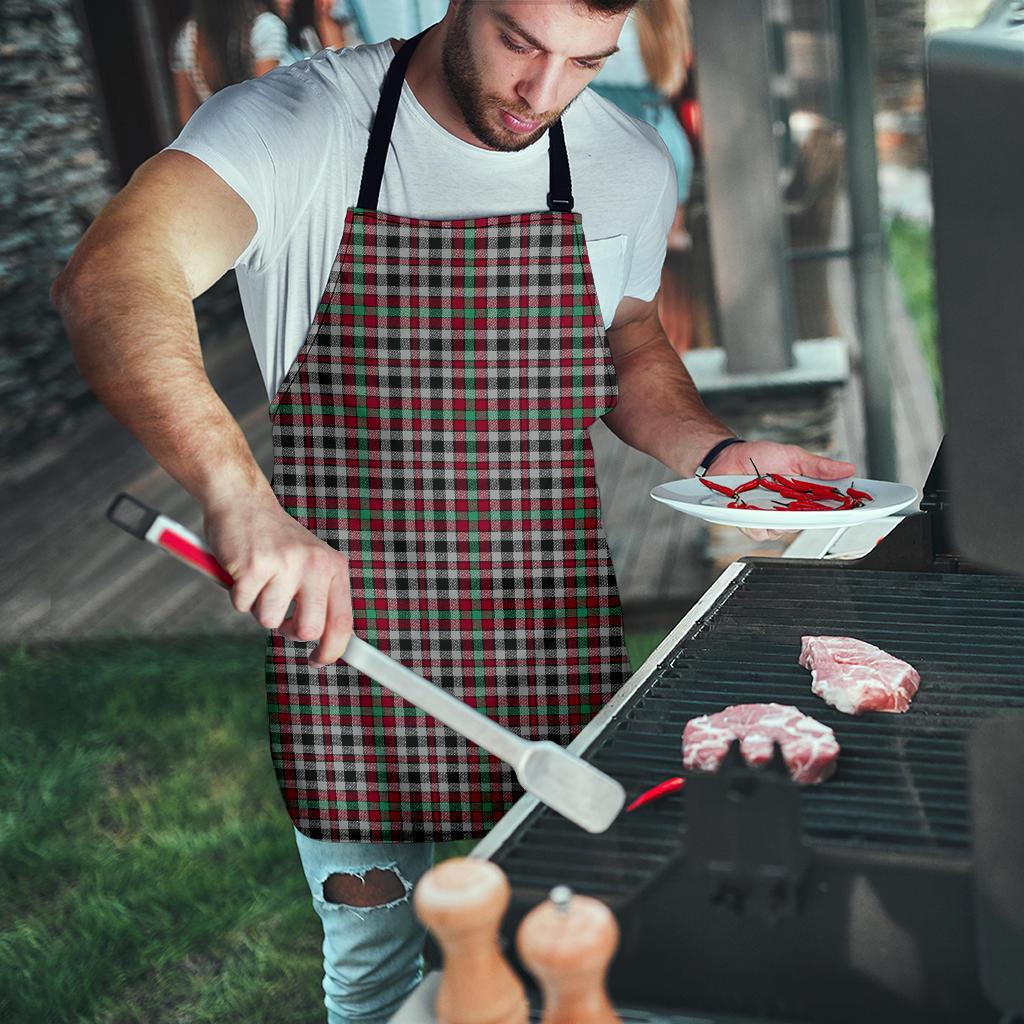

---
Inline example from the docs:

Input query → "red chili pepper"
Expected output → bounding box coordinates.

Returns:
[699,477,737,498]
[781,498,833,511]
[762,480,818,501]
[774,473,836,494]
[847,485,873,502]
[728,500,772,509]
[734,478,762,494]
[626,776,686,812]
[776,474,844,498]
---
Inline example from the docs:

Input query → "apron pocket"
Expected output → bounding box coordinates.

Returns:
[584,234,628,329]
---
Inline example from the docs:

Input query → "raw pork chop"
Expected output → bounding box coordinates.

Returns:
[799,636,920,716]
[682,703,839,785]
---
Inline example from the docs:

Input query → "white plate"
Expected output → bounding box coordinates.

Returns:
[650,476,920,530]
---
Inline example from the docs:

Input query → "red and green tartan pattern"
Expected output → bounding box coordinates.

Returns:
[266,208,631,842]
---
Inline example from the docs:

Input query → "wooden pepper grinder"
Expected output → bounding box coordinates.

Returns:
[516,885,621,1024]
[413,857,528,1024]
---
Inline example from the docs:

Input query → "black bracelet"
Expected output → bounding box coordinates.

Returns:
[695,437,745,478]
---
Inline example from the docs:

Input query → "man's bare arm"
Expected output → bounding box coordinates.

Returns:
[603,294,856,480]
[51,150,353,661]
[603,295,733,476]
[52,150,261,505]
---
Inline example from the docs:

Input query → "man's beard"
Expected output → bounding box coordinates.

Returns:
[441,6,561,151]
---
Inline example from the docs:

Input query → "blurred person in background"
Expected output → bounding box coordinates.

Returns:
[592,0,693,238]
[170,0,289,128]
[275,0,352,63]
[592,0,693,348]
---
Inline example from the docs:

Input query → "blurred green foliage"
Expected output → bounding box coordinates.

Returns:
[1,629,665,1022]
[887,215,942,416]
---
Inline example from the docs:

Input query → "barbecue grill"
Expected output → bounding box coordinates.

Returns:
[469,9,1024,1021]
[399,9,1024,1022]
[469,446,1024,1022]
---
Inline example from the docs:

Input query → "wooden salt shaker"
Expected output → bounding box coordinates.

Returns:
[516,885,621,1024]
[413,857,528,1024]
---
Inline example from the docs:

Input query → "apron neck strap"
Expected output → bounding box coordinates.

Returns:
[546,119,573,213]
[357,30,575,215]
[358,30,427,211]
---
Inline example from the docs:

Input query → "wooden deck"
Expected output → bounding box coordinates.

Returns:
[0,326,272,643]
[1,239,940,644]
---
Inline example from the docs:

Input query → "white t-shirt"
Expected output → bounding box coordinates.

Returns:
[167,40,676,400]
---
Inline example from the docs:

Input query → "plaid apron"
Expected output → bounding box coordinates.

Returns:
[266,32,630,841]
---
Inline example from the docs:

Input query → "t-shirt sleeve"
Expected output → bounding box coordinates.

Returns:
[251,11,289,63]
[165,65,339,273]
[623,138,678,302]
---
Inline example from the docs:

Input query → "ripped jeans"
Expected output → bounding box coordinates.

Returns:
[293,827,435,1024]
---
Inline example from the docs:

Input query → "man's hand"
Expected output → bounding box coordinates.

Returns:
[708,440,857,543]
[709,439,855,481]
[203,493,353,665]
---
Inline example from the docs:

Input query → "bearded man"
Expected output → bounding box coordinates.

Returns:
[52,2,854,1020]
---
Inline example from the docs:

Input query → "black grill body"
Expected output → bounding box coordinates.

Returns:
[487,560,1024,1022]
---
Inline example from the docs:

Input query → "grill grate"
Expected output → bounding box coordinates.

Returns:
[493,563,1024,899]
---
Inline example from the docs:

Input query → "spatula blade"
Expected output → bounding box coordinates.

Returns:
[516,741,625,834]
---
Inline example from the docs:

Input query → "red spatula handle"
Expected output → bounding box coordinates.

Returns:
[106,493,234,589]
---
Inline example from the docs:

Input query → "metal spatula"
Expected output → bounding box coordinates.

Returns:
[106,493,626,834]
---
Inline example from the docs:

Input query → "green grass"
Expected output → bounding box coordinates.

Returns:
[887,215,942,414]
[1,630,665,1023]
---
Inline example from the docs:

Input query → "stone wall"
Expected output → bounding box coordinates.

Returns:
[0,0,245,467]
[0,0,115,464]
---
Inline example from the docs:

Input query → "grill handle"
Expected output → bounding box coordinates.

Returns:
[685,739,808,921]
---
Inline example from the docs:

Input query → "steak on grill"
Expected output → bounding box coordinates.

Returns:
[682,703,840,785]
[799,635,921,715]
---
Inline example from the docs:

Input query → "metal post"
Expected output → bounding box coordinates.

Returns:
[690,0,795,374]
[836,0,898,479]
[129,0,177,148]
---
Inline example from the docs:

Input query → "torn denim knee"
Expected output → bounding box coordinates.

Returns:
[312,862,414,921]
